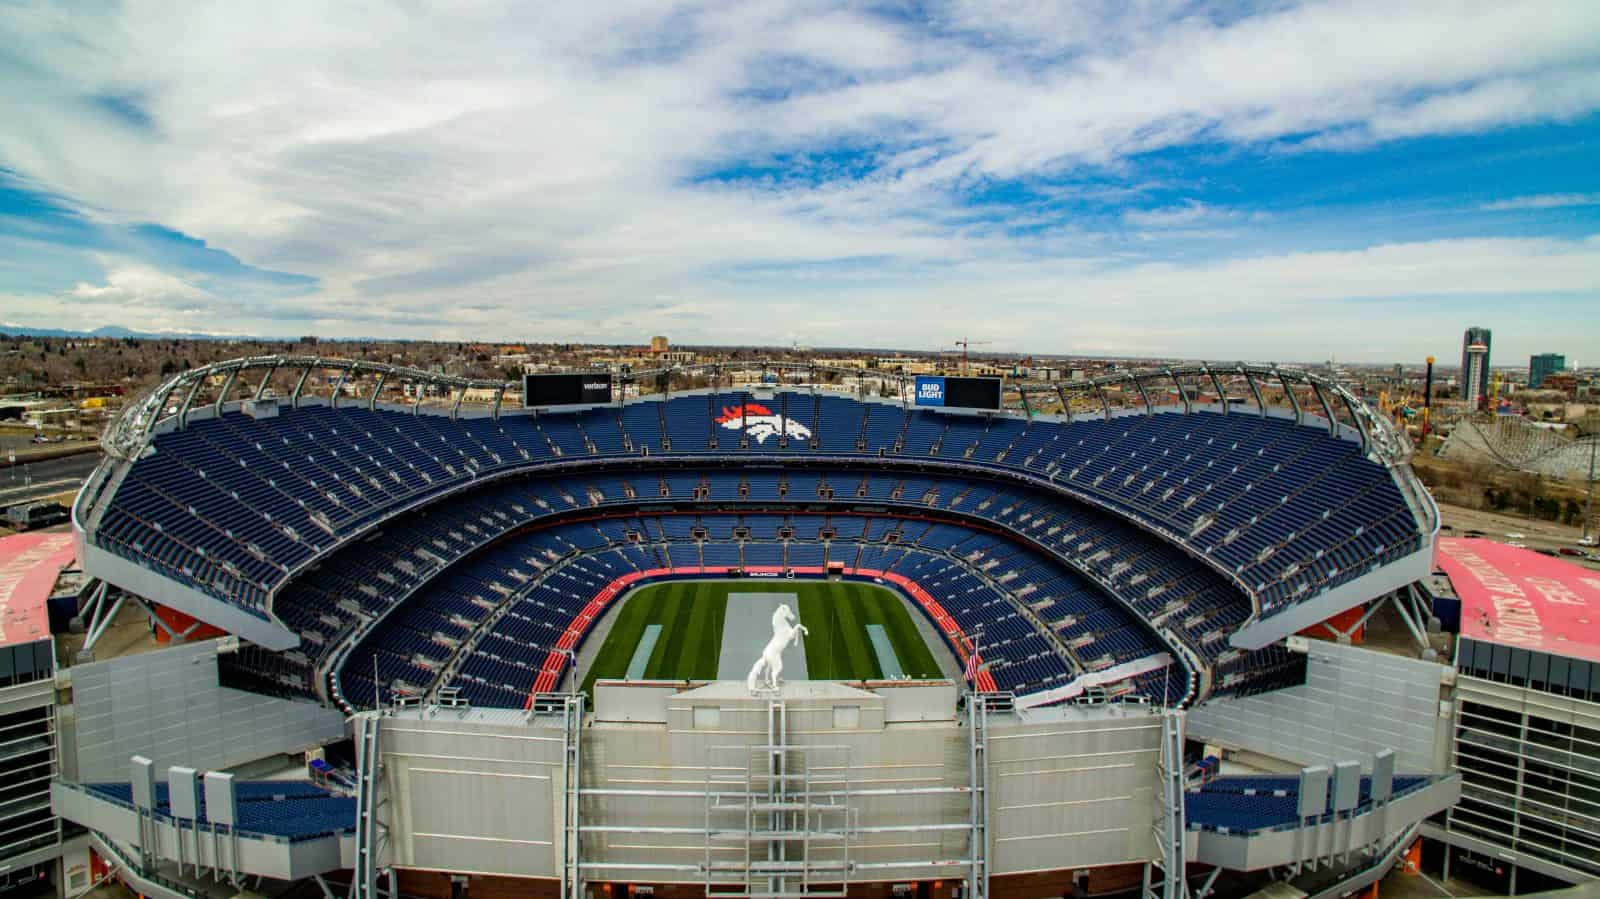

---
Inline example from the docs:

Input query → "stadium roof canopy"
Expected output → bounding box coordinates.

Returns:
[0,531,75,649]
[103,354,1412,467]
[1436,537,1600,664]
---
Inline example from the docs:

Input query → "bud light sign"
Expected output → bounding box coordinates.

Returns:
[916,375,1002,410]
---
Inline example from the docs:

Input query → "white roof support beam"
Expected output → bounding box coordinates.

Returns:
[213,369,238,416]
[367,373,386,412]
[1241,367,1267,417]
[176,377,205,429]
[1132,375,1154,417]
[1205,366,1228,415]
[252,361,280,401]
[1168,369,1190,414]
[290,366,313,407]
[329,366,353,410]
[1339,392,1372,453]
[1308,380,1339,437]
[1274,366,1303,425]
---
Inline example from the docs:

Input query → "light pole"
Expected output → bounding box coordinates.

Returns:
[562,647,579,696]
[964,626,985,694]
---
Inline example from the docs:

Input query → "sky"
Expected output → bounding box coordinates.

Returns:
[1,1,1597,364]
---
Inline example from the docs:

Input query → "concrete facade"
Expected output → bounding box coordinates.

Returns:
[1186,641,1451,772]
[64,639,347,782]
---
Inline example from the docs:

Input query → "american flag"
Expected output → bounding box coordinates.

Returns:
[964,649,980,682]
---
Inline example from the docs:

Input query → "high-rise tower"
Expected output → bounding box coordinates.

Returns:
[1460,327,1491,407]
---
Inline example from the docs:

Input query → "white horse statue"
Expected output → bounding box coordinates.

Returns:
[746,604,808,693]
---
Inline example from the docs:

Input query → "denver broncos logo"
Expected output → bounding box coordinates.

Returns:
[714,402,813,445]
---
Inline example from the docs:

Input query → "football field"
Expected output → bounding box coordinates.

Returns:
[581,580,943,694]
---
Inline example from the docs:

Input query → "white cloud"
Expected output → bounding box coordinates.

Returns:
[1121,201,1235,229]
[0,234,1588,365]
[39,262,235,334]
[68,263,212,307]
[1481,192,1600,211]
[0,1,1596,361]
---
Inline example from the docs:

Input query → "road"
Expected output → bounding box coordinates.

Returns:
[0,430,98,455]
[0,451,102,509]
[1437,501,1600,570]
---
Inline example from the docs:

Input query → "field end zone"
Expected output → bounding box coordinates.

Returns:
[579,579,948,693]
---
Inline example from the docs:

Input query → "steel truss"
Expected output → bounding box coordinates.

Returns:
[1304,586,1439,660]
[578,698,982,895]
[702,701,854,899]
[350,712,390,899]
[104,356,1412,472]
[1145,709,1188,899]
[967,692,993,899]
[556,692,585,899]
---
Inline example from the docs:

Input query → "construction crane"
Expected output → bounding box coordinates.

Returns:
[953,338,991,374]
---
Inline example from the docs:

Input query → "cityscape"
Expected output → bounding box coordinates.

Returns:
[7,327,1597,549]
[1,3,1598,899]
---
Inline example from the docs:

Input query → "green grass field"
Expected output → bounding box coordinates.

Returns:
[581,580,942,694]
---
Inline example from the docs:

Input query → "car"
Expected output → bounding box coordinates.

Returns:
[1464,530,1487,538]
[1505,532,1526,539]
[1507,541,1527,548]
[1559,547,1584,557]
[1578,537,1598,547]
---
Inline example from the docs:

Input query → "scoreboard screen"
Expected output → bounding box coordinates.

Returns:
[523,372,613,408]
[914,375,1002,411]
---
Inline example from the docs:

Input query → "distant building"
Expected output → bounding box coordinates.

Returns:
[1541,373,1578,396]
[649,335,669,353]
[875,356,938,374]
[1464,341,1489,411]
[1460,326,1491,404]
[1529,353,1565,389]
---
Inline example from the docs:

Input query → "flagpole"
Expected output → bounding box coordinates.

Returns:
[965,626,983,694]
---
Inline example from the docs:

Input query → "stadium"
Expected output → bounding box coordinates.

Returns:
[20,354,1498,899]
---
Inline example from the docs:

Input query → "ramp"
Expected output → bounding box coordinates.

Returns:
[718,592,808,681]
[865,624,904,678]
[625,624,664,680]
